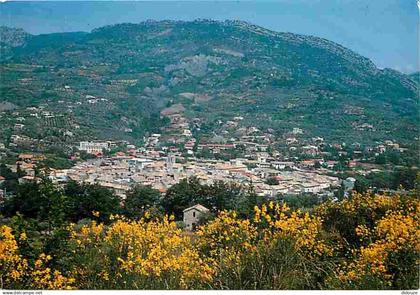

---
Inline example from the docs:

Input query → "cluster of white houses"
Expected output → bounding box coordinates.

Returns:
[49,151,341,200]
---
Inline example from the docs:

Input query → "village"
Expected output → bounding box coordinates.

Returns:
[0,100,412,203]
[51,151,342,199]
[2,130,399,203]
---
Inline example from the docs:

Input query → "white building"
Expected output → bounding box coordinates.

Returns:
[292,128,303,135]
[79,141,110,154]
[343,177,356,192]
[182,129,192,137]
[183,204,210,230]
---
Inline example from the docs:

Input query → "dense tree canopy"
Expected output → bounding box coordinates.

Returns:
[124,185,161,219]
[63,181,121,222]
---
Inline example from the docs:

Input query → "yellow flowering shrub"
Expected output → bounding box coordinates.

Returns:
[67,215,214,289]
[0,225,28,288]
[326,194,420,289]
[31,253,75,289]
[196,205,334,289]
[197,211,257,256]
[196,211,258,288]
[253,202,334,256]
[0,226,74,290]
[0,192,418,290]
[316,192,417,249]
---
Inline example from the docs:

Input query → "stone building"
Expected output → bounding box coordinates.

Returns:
[183,204,210,230]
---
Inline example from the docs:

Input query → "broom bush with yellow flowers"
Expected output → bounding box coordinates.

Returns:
[0,225,74,289]
[61,214,214,289]
[0,192,418,290]
[195,202,336,289]
[0,225,28,289]
[319,193,420,289]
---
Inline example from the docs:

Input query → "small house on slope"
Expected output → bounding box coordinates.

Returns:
[183,204,210,230]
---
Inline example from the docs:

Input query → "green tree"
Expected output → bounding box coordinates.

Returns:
[64,181,121,222]
[374,153,387,165]
[124,185,161,219]
[161,178,246,219]
[202,181,243,211]
[0,163,19,192]
[236,185,266,218]
[2,179,68,227]
[354,175,371,192]
[161,177,206,220]
[265,177,279,185]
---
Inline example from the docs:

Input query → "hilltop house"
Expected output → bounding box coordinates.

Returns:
[183,204,210,230]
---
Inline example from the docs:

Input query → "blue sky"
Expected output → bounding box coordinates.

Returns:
[1,0,418,73]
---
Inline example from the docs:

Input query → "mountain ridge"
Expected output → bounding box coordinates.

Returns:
[2,20,411,77]
[0,20,418,148]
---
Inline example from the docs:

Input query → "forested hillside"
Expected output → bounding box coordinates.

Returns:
[0,21,418,145]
